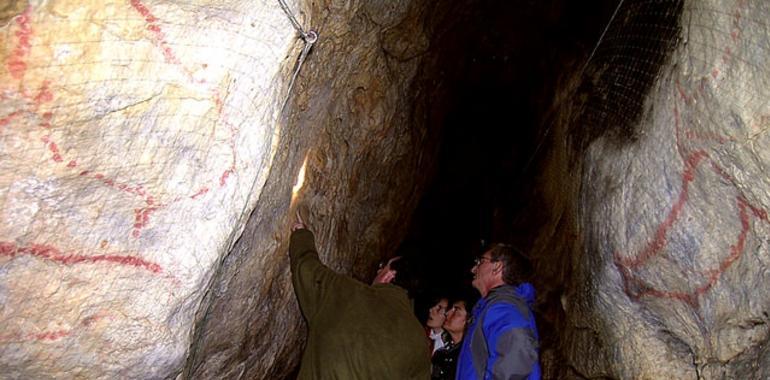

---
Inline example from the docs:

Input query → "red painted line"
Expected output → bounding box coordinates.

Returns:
[0,241,163,274]
[2,2,241,240]
[219,169,233,186]
[639,288,698,308]
[0,313,109,343]
[615,70,770,306]
[32,330,70,341]
[129,0,183,66]
[214,92,224,114]
[6,6,33,80]
[33,81,54,105]
[132,206,160,238]
[190,187,209,199]
[0,110,21,128]
[47,141,63,162]
[616,195,754,309]
[747,202,768,222]
[675,80,691,103]
[614,150,707,268]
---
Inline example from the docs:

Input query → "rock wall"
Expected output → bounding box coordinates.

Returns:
[540,0,770,377]
[4,0,768,378]
[1,0,440,378]
[183,0,441,378]
[0,0,295,378]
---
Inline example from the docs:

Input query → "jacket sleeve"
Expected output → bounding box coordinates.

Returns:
[482,303,538,380]
[289,229,340,321]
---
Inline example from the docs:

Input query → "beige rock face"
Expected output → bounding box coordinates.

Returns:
[0,0,297,378]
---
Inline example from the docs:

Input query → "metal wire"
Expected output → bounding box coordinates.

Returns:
[519,0,626,181]
[277,0,319,46]
[282,31,317,111]
[277,0,318,112]
[580,0,625,75]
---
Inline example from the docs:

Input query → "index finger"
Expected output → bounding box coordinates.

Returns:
[296,210,304,225]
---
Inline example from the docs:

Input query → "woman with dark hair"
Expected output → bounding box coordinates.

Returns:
[425,296,449,354]
[431,291,476,380]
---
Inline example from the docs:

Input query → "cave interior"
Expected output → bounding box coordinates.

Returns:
[396,0,616,325]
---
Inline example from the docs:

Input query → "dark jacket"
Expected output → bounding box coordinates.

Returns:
[290,229,431,379]
[455,283,541,380]
[432,339,461,380]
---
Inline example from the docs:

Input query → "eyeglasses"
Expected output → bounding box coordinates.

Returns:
[473,256,496,267]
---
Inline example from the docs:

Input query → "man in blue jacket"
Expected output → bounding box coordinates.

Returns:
[456,243,540,380]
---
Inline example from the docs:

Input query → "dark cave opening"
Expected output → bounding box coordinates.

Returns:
[397,0,618,328]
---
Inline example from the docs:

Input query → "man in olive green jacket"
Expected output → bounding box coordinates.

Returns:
[289,212,430,379]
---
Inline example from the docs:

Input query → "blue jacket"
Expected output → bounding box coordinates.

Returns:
[456,283,541,380]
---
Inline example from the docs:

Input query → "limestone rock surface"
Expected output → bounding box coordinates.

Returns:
[0,1,296,378]
[535,0,770,378]
[1,0,438,378]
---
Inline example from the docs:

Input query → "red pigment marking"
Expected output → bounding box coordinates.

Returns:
[48,141,63,162]
[132,206,160,237]
[72,170,159,214]
[614,150,707,269]
[129,0,183,66]
[0,2,239,240]
[0,110,21,127]
[212,90,239,189]
[33,330,70,341]
[219,169,233,186]
[677,1,746,100]
[709,160,732,182]
[80,313,106,327]
[614,190,760,308]
[190,187,209,199]
[0,313,109,343]
[33,81,54,105]
[746,201,769,222]
[675,80,691,103]
[40,132,63,162]
[6,6,33,80]
[722,47,732,64]
[0,241,163,274]
[614,71,770,306]
[214,93,224,114]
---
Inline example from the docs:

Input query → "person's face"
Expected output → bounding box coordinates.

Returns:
[426,298,448,329]
[471,250,501,296]
[372,256,400,285]
[442,301,468,336]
